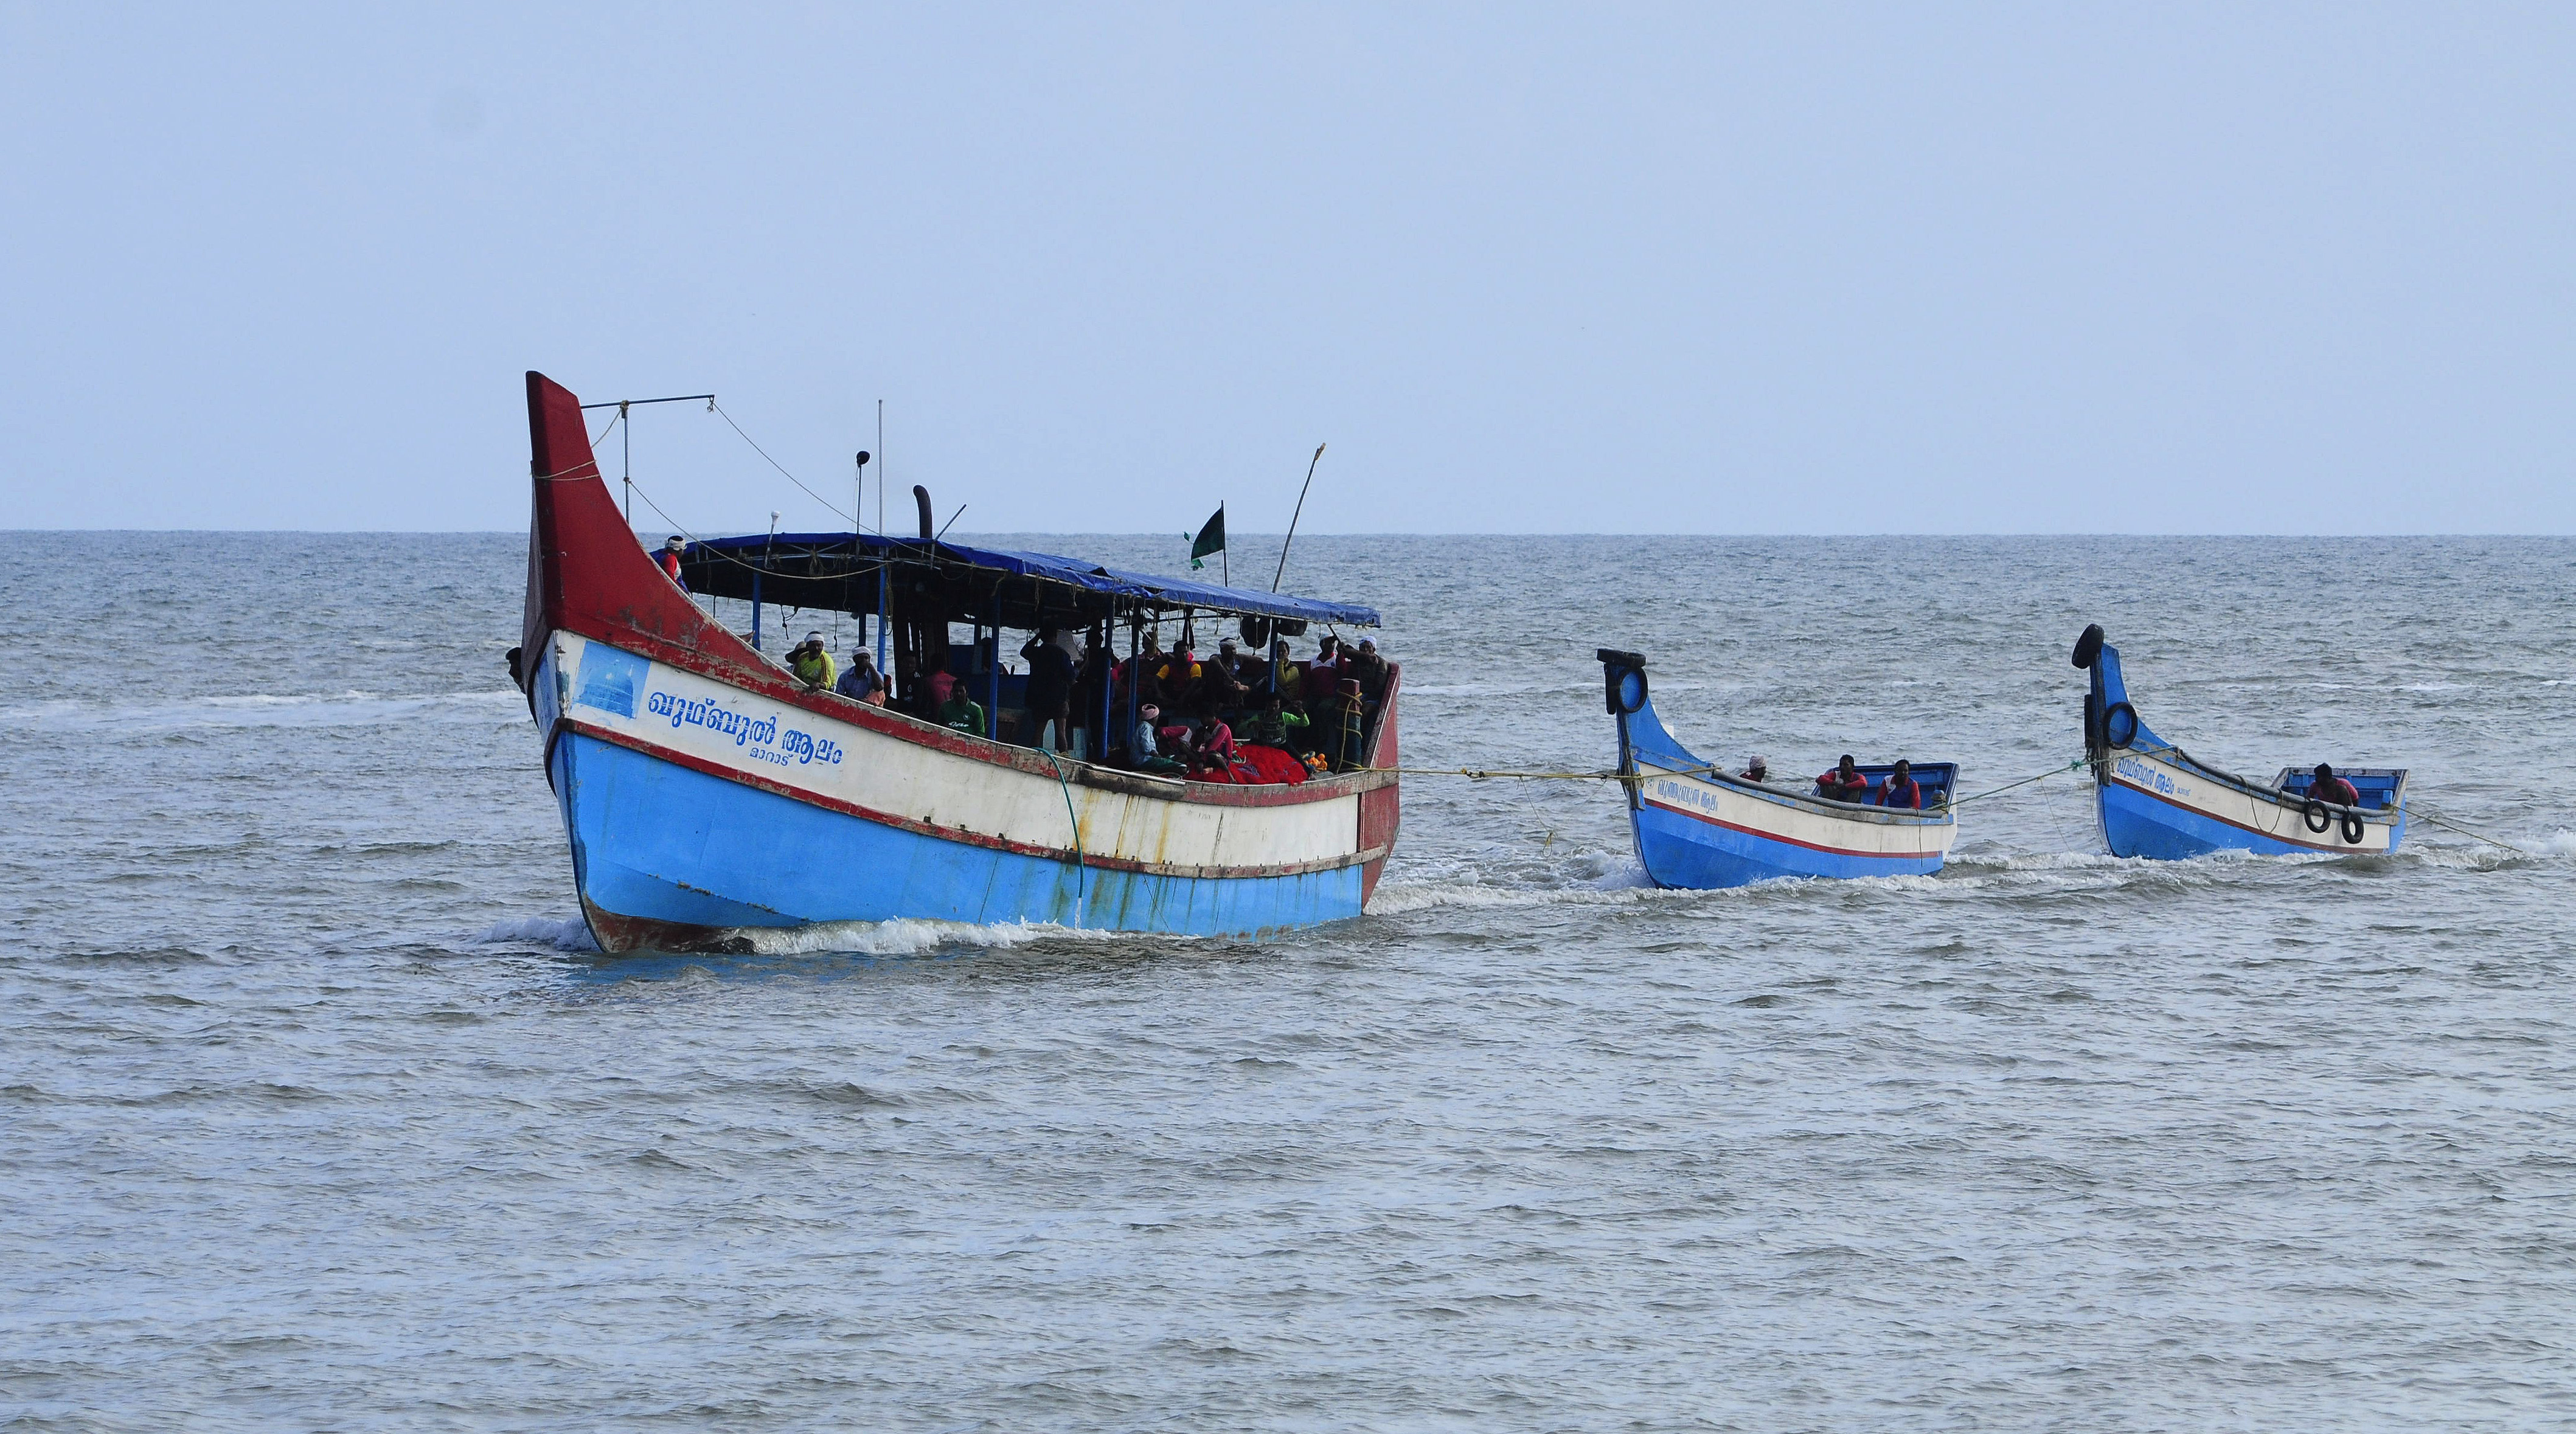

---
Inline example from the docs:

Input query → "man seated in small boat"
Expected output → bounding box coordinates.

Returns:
[1815,755,1870,803]
[788,632,835,691]
[1873,759,1923,810]
[2311,762,2361,808]
[1738,755,1769,782]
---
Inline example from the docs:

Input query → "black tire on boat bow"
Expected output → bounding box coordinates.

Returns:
[2072,623,2105,670]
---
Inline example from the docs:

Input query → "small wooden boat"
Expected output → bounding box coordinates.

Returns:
[2072,623,2408,859]
[513,372,1401,952]
[1597,649,1959,887]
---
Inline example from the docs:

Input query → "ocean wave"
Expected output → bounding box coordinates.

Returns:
[474,915,599,952]
[2,690,525,733]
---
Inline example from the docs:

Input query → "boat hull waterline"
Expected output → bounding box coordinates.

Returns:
[515,372,1399,952]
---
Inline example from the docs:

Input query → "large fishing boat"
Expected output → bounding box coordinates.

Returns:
[511,373,1400,953]
[1597,649,1959,887]
[2073,623,2407,858]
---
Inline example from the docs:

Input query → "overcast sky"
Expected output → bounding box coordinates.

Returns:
[4,4,2571,535]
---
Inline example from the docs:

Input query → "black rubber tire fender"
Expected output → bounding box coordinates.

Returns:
[2102,701,2137,750]
[2303,798,2332,834]
[2340,810,2367,845]
[2072,623,2105,670]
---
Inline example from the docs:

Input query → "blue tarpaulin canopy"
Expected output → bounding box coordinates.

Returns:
[676,532,1380,630]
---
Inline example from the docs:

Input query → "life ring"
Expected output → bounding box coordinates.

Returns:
[2102,701,2137,749]
[2303,798,2331,834]
[2340,810,2366,845]
[2072,623,2105,670]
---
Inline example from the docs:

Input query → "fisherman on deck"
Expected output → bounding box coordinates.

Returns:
[1874,758,1923,809]
[1349,638,1390,707]
[1133,704,1184,773]
[656,536,687,591]
[835,648,881,702]
[788,632,835,691]
[1241,696,1308,749]
[1189,716,1240,777]
[2312,762,2361,807]
[1020,627,1077,753]
[1738,755,1769,783]
[1816,755,1870,803]
[938,685,986,736]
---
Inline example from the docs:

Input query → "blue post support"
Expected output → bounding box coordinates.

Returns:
[751,571,763,652]
[1124,614,1140,766]
[985,624,1001,740]
[875,565,890,679]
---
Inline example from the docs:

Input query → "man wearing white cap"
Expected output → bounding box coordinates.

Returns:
[787,631,835,691]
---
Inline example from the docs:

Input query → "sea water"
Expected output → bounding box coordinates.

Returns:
[2,532,2571,1430]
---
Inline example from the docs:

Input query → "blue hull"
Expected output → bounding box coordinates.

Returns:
[552,732,1363,939]
[1634,802,1945,887]
[2095,777,2409,859]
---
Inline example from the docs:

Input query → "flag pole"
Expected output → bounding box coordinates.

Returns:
[1221,501,1227,585]
[1272,443,1325,592]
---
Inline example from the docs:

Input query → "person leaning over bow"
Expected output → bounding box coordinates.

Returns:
[2311,762,2361,807]
[787,632,835,691]
[1737,755,1769,783]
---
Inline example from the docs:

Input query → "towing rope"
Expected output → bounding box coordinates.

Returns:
[2405,805,2529,856]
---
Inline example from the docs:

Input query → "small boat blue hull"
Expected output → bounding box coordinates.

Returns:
[2077,626,2408,860]
[552,729,1365,938]
[1631,794,1945,886]
[1598,650,1959,891]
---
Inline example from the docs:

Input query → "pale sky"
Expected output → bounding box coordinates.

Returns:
[4,4,2571,535]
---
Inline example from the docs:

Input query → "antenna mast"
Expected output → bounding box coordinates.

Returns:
[1272,443,1326,592]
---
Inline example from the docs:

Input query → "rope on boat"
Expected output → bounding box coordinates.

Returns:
[1043,750,1088,925]
[709,399,859,527]
[1945,757,2090,808]
[2405,805,2530,856]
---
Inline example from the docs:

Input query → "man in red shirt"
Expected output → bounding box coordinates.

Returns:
[1815,755,1869,803]
[656,536,687,590]
[2312,763,2361,806]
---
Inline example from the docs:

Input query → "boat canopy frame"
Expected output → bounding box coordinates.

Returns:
[676,532,1380,634]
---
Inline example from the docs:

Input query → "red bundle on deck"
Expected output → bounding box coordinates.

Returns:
[1189,744,1310,785]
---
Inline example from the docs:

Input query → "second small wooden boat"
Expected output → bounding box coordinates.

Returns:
[1598,649,1959,888]
[2073,623,2408,859]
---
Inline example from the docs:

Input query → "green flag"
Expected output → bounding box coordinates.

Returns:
[1189,506,1225,571]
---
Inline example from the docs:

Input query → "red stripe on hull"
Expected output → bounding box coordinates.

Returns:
[563,718,1384,881]
[2102,774,2389,853]
[1641,796,1943,859]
